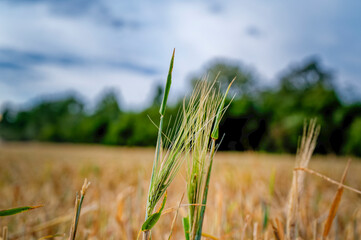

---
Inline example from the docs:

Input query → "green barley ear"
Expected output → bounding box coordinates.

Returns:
[146,49,175,220]
[195,78,235,240]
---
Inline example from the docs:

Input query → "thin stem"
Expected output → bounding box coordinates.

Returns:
[146,115,164,219]
[294,167,361,195]
[195,138,216,240]
[143,231,150,240]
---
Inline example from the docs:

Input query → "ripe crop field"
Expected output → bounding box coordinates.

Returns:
[0,142,360,239]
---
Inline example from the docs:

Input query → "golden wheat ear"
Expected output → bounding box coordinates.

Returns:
[286,119,320,240]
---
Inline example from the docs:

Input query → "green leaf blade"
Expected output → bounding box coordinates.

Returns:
[0,205,42,217]
[142,192,167,231]
[142,212,161,231]
[159,48,175,116]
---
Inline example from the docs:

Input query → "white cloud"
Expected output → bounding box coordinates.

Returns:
[0,0,360,108]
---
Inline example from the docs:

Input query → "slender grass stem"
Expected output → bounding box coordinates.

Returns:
[194,138,216,240]
[146,115,164,219]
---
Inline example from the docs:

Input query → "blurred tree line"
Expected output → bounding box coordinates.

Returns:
[1,57,361,156]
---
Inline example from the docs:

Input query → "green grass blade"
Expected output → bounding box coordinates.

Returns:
[159,48,175,116]
[182,217,190,240]
[211,77,235,140]
[142,212,162,232]
[0,205,42,216]
[71,195,84,239]
[69,179,90,240]
[269,168,276,197]
[142,192,167,231]
[262,203,269,231]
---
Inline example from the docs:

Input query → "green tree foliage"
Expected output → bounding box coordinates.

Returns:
[0,96,84,141]
[77,90,122,143]
[1,57,361,156]
[190,59,257,96]
[258,59,343,153]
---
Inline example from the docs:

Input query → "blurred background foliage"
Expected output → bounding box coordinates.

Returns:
[1,57,361,156]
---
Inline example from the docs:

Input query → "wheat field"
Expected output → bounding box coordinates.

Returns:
[0,142,361,239]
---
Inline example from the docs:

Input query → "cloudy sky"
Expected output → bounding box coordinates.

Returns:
[1,0,360,109]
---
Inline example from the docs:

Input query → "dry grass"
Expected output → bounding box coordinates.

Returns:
[1,142,361,239]
[286,119,320,239]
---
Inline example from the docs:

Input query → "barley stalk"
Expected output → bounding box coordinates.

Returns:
[143,49,206,239]
[146,49,175,220]
[180,78,234,240]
